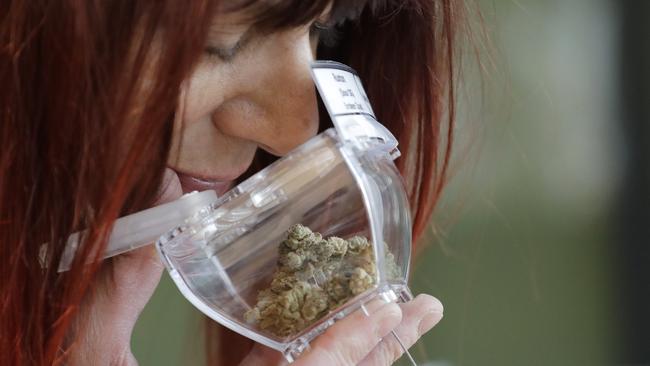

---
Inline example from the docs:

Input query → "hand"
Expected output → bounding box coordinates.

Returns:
[67,168,183,365]
[239,294,443,366]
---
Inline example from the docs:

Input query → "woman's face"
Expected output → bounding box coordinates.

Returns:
[168,9,322,195]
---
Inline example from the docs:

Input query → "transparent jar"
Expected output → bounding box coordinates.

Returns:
[157,118,414,360]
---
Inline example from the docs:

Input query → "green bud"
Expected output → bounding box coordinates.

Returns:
[301,289,328,321]
[246,225,397,338]
[347,236,370,254]
[282,252,303,270]
[288,224,312,240]
[284,237,302,250]
[349,268,375,295]
[315,239,335,260]
[328,236,348,257]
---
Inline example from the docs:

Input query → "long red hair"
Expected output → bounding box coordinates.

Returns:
[0,0,460,364]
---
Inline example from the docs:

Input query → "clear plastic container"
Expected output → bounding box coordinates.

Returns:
[157,121,414,360]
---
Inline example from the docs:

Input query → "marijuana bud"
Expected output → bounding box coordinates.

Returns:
[243,307,260,324]
[284,238,302,250]
[288,224,312,240]
[349,268,374,295]
[327,236,348,257]
[270,271,296,292]
[314,239,335,261]
[347,235,370,254]
[301,289,328,321]
[244,225,399,338]
[281,252,303,270]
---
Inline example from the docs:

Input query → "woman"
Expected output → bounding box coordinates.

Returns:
[0,0,458,364]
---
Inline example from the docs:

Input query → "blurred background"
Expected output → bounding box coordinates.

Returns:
[132,0,649,365]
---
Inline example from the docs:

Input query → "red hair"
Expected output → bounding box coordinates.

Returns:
[0,0,460,364]
[0,1,216,364]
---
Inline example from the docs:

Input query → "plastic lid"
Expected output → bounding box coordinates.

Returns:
[57,190,217,272]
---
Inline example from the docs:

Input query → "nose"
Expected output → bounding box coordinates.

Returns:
[211,29,319,156]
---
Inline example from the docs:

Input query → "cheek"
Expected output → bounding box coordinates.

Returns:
[169,63,255,172]
[179,62,234,125]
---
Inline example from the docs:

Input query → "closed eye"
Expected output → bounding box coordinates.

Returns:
[204,27,254,63]
[205,41,244,62]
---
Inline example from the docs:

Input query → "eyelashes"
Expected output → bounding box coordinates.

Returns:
[204,35,248,63]
[205,44,240,62]
[205,21,344,63]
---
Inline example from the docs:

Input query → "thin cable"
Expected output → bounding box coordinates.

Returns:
[390,329,417,366]
[360,303,417,366]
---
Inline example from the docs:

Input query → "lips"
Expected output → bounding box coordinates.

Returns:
[175,173,235,196]
[170,155,256,197]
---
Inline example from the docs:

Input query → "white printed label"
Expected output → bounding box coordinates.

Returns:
[312,68,376,118]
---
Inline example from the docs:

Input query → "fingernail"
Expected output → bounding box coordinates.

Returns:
[375,303,402,338]
[418,311,443,335]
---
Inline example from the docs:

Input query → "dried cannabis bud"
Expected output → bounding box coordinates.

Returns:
[244,224,400,338]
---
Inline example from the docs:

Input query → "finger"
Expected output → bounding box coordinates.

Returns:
[294,301,403,366]
[358,294,443,366]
